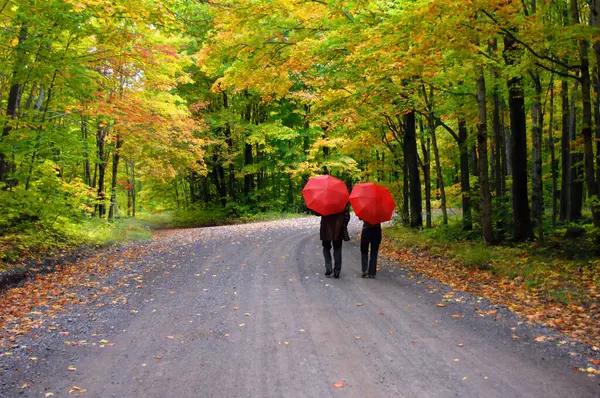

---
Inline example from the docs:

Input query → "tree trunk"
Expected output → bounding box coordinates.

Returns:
[430,122,447,225]
[96,125,108,218]
[0,23,27,184]
[531,73,544,242]
[82,116,91,186]
[587,0,600,228]
[549,78,557,228]
[212,153,227,207]
[223,92,236,201]
[470,146,478,177]
[108,135,123,219]
[560,80,571,222]
[491,39,505,198]
[420,122,432,228]
[459,119,472,231]
[126,160,132,217]
[477,73,494,244]
[503,35,534,241]
[402,159,410,226]
[404,110,422,228]
[569,81,583,221]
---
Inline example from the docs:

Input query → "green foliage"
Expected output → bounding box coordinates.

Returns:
[0,161,95,233]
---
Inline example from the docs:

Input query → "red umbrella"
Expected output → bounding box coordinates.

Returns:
[349,183,395,225]
[302,175,349,216]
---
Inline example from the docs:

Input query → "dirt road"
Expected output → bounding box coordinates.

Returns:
[1,218,599,397]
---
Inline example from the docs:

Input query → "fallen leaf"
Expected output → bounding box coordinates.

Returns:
[454,359,460,362]
[45,393,54,397]
[587,367,600,374]
[388,331,397,335]
[167,336,174,339]
[155,356,162,360]
[21,383,29,389]
[332,381,345,388]
[355,336,361,340]
[411,340,417,344]
[68,365,77,371]
[284,341,290,345]
[69,386,87,394]
[457,343,464,347]
[356,303,364,307]
[239,323,245,327]
[512,334,520,340]
[451,314,462,318]
[589,359,600,366]
[437,303,446,307]
[233,306,239,311]
[244,313,251,316]
[378,312,385,316]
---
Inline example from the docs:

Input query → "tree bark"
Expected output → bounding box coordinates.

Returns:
[108,135,123,219]
[569,81,583,221]
[430,121,447,225]
[420,119,432,228]
[549,78,557,228]
[404,110,422,228]
[402,159,410,227]
[531,73,544,242]
[477,72,494,244]
[459,119,472,231]
[588,0,600,228]
[96,124,108,218]
[0,23,27,184]
[503,35,534,241]
[560,80,570,222]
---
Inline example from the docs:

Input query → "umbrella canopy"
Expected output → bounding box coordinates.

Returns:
[302,175,349,216]
[349,183,395,225]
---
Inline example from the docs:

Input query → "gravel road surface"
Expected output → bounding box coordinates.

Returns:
[1,217,599,397]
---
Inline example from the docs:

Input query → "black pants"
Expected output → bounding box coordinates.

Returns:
[361,227,382,276]
[322,240,342,274]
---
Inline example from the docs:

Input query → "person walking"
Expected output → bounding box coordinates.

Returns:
[360,220,382,278]
[320,204,351,278]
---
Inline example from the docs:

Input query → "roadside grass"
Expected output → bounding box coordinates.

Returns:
[0,217,152,272]
[0,208,302,272]
[384,216,600,345]
[385,216,600,306]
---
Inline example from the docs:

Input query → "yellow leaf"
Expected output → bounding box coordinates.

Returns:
[68,365,77,371]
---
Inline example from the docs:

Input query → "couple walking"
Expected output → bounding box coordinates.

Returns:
[320,205,381,279]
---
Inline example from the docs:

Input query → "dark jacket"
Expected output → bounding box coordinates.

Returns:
[320,209,350,241]
[362,221,382,230]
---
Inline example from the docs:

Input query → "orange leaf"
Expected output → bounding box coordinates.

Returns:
[332,381,345,388]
